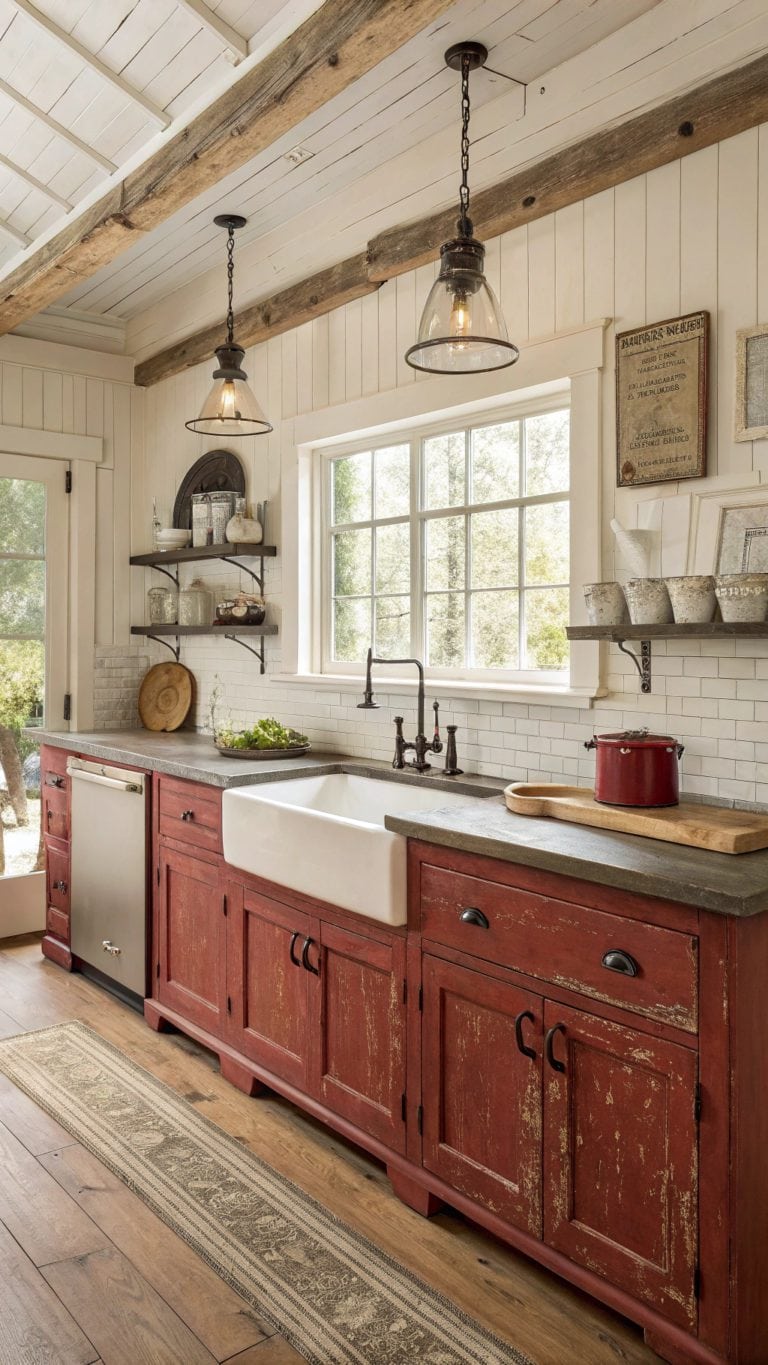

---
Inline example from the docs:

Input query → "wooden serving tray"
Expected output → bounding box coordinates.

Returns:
[503,783,768,855]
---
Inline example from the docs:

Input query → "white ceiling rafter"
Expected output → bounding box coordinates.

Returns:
[0,216,29,247]
[174,0,248,64]
[0,76,116,172]
[4,0,171,129]
[0,152,71,209]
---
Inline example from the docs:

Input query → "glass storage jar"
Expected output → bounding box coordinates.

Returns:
[147,585,178,624]
[178,578,214,627]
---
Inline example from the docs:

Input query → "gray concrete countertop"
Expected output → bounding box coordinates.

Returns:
[35,729,768,916]
[33,729,504,797]
[384,797,768,918]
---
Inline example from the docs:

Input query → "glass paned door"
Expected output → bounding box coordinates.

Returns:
[0,454,68,935]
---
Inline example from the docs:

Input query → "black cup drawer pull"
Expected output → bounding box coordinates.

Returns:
[181,810,195,821]
[53,880,68,894]
[514,1009,536,1060]
[601,949,639,977]
[459,907,489,929]
[545,1023,566,1073]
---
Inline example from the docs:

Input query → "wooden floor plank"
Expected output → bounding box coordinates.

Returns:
[222,1339,307,1363]
[40,1142,272,1360]
[0,1070,78,1155]
[0,1002,26,1036]
[0,1218,99,1365]
[0,1118,110,1267]
[0,941,661,1365]
[42,1246,220,1365]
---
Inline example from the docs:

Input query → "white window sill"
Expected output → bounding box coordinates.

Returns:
[271,673,605,708]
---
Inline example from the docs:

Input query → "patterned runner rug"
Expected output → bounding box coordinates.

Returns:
[0,1021,531,1365]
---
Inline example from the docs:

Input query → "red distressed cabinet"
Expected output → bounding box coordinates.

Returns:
[156,844,228,1037]
[226,881,314,1092]
[315,918,407,1154]
[543,999,698,1331]
[421,953,542,1235]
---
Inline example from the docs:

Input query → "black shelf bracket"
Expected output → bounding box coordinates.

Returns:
[218,553,264,592]
[617,639,652,693]
[152,634,181,662]
[224,633,267,673]
[149,562,179,587]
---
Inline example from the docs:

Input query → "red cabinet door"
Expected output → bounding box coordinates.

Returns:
[227,884,313,1091]
[421,954,542,1236]
[313,920,407,1154]
[543,999,698,1330]
[156,846,227,1037]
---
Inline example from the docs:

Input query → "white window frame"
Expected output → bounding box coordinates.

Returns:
[284,320,606,704]
[320,394,571,685]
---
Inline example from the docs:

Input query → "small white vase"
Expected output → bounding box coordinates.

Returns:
[225,511,263,544]
[666,575,716,624]
[715,573,768,623]
[624,578,673,625]
[583,582,628,626]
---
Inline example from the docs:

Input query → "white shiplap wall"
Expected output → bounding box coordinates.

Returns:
[134,125,768,803]
[0,334,140,723]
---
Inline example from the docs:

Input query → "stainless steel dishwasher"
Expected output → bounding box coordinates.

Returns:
[67,757,148,998]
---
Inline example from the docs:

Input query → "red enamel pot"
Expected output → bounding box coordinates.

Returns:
[584,729,685,807]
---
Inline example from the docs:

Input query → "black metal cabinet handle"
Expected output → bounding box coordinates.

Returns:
[53,880,68,893]
[289,931,301,967]
[45,774,64,788]
[181,810,195,821]
[514,1009,536,1060]
[601,949,638,977]
[301,936,320,975]
[459,907,489,929]
[545,1023,566,1073]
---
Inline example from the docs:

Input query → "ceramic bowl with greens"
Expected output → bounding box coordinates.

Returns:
[215,717,310,759]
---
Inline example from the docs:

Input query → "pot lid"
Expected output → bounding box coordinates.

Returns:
[593,728,679,746]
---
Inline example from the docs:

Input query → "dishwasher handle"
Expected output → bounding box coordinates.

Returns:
[68,768,143,794]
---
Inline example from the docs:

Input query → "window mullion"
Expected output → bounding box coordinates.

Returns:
[464,427,471,669]
[519,418,526,671]
[411,436,423,660]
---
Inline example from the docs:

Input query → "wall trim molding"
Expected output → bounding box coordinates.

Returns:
[0,333,134,383]
[0,423,103,463]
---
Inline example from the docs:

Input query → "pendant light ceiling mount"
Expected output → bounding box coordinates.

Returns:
[405,40,519,376]
[185,214,272,437]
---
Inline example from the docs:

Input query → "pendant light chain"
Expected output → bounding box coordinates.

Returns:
[458,52,472,237]
[225,224,235,346]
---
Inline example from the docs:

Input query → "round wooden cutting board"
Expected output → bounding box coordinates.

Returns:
[138,663,193,732]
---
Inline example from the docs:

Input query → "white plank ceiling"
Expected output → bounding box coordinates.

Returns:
[0,0,765,361]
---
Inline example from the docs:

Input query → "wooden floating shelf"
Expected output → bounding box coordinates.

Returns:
[130,543,276,567]
[567,622,768,642]
[567,620,768,693]
[131,625,278,638]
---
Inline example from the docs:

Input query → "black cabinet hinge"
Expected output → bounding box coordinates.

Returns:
[401,1092,406,1122]
[156,865,160,885]
[63,693,71,721]
[417,1104,423,1135]
[402,978,407,1005]
[418,984,423,1012]
[227,996,232,1014]
[155,962,160,979]
[695,1083,702,1122]
[223,894,228,917]
[694,1264,701,1298]
[64,468,72,494]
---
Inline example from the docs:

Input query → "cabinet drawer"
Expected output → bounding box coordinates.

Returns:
[42,781,68,841]
[419,862,698,1032]
[46,904,69,941]
[45,837,70,916]
[158,776,221,853]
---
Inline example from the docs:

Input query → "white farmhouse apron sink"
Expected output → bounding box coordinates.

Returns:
[222,773,478,925]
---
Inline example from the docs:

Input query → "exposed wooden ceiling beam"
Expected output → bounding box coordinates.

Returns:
[134,252,378,386]
[133,48,768,390]
[5,0,171,128]
[366,50,768,281]
[173,0,248,64]
[0,76,116,173]
[0,0,453,332]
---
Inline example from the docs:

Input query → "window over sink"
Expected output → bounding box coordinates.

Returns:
[321,400,571,684]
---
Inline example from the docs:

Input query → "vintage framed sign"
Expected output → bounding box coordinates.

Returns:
[734,323,768,442]
[616,311,708,487]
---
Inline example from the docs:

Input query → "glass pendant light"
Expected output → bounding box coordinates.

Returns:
[186,214,272,436]
[406,43,519,375]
